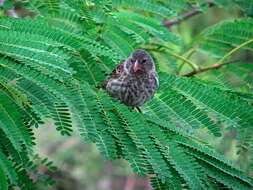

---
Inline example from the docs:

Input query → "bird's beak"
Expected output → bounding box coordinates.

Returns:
[133,60,142,73]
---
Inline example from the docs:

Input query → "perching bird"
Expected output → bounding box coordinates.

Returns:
[103,49,159,107]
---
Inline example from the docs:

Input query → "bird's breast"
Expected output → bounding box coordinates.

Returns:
[106,72,158,107]
[125,75,157,106]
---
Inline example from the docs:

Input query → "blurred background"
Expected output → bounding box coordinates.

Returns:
[35,121,152,190]
[1,0,252,189]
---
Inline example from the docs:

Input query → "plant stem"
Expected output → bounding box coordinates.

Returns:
[177,48,197,74]
[182,38,253,77]
[163,2,215,28]
[182,60,239,77]
[165,49,199,71]
[146,45,199,71]
[216,38,253,65]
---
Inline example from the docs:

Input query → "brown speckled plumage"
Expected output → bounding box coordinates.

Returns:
[103,49,159,107]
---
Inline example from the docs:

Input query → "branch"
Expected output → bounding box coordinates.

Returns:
[162,2,215,28]
[182,38,253,77]
[146,45,199,71]
[182,60,240,77]
[177,48,197,74]
[216,38,253,65]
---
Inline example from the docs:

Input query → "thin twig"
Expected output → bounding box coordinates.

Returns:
[177,48,197,74]
[216,39,253,65]
[182,59,240,77]
[166,49,199,71]
[146,45,199,71]
[163,2,215,28]
[183,38,253,77]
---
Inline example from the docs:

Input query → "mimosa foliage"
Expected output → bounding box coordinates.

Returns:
[0,0,252,189]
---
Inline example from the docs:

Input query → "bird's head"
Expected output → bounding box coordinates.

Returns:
[126,49,155,75]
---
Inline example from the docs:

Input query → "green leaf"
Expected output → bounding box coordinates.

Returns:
[0,165,8,190]
[234,0,253,16]
[198,18,253,57]
[0,152,18,186]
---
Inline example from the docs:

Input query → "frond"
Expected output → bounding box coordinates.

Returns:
[0,88,33,152]
[0,164,8,190]
[198,18,253,57]
[144,72,253,140]
[111,0,175,18]
[197,62,253,94]
[233,0,253,16]
[0,151,18,186]
[25,0,60,15]
[114,12,181,45]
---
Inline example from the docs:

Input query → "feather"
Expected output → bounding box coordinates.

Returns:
[104,49,159,106]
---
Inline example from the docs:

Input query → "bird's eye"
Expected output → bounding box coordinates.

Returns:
[130,59,135,64]
[141,59,147,64]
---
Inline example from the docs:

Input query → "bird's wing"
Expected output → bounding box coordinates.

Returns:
[101,61,125,89]
[150,71,159,89]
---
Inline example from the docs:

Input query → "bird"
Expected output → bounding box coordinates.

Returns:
[103,49,159,107]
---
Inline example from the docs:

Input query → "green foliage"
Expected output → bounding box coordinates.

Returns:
[198,18,253,57]
[214,0,253,16]
[0,0,252,189]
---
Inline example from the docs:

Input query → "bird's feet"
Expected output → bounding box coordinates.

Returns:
[135,107,142,113]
